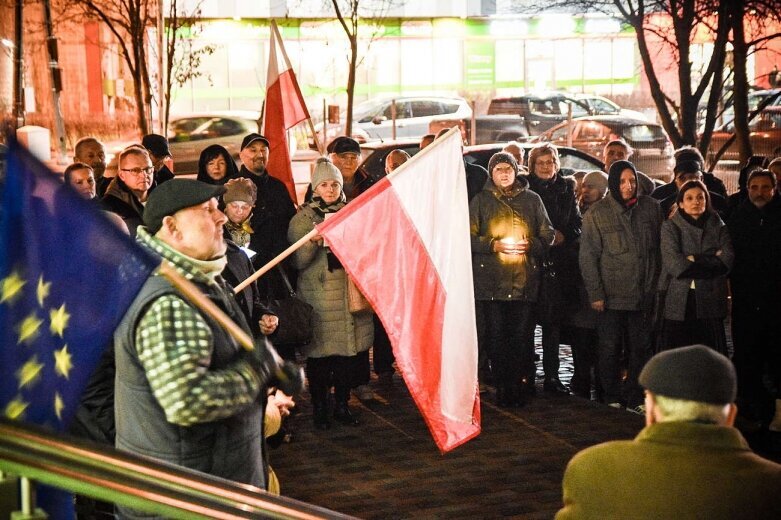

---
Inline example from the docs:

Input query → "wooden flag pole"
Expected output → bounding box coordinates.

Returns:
[233,228,318,294]
[270,20,324,156]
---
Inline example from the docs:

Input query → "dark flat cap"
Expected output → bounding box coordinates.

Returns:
[142,134,171,158]
[144,179,226,233]
[639,345,737,404]
[240,133,270,151]
[327,136,361,155]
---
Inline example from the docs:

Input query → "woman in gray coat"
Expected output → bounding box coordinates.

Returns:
[660,180,734,353]
[288,158,374,430]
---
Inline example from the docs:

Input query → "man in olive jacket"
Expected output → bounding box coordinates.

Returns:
[579,160,662,410]
[556,345,781,520]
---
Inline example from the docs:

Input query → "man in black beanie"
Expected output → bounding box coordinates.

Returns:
[579,160,663,412]
[556,345,781,519]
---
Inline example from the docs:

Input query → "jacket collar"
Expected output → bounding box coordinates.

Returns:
[636,421,751,452]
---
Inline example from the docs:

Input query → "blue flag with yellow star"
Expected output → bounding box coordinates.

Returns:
[0,139,158,431]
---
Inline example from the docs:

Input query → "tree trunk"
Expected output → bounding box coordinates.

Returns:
[729,0,752,165]
[345,32,357,137]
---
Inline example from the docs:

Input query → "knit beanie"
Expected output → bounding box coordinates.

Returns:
[311,157,343,189]
[488,152,518,176]
[582,170,608,194]
[639,345,737,404]
[223,177,257,205]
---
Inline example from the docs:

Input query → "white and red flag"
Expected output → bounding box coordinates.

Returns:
[317,128,481,452]
[262,20,310,202]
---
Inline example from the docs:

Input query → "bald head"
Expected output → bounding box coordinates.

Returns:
[385,149,411,174]
[502,141,524,167]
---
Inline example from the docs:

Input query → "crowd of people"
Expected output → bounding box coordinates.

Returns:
[56,126,781,518]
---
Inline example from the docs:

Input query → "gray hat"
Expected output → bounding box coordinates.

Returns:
[488,152,518,175]
[144,179,226,233]
[311,157,343,190]
[582,170,608,193]
[639,345,737,404]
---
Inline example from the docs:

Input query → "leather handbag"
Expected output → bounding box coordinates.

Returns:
[347,275,373,315]
[269,266,313,347]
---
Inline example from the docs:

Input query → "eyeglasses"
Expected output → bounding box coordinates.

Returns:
[536,159,556,167]
[120,166,154,176]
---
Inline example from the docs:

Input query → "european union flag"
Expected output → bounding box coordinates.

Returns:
[0,140,158,431]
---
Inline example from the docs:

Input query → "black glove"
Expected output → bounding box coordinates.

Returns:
[243,339,278,383]
[243,339,305,397]
[273,361,306,398]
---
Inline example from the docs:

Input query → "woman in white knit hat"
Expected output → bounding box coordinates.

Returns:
[287,157,374,430]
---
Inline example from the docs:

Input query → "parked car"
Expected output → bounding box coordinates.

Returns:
[356,139,605,181]
[167,111,261,175]
[487,92,646,137]
[707,106,781,163]
[429,115,529,145]
[314,96,472,146]
[534,116,675,180]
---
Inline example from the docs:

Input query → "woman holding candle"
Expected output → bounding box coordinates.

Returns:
[469,152,555,407]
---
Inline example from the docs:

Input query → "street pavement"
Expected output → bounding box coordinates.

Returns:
[272,345,645,519]
[272,337,780,519]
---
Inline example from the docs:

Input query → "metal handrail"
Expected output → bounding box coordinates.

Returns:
[0,419,356,519]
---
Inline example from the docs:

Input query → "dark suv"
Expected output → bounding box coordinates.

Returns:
[488,93,593,136]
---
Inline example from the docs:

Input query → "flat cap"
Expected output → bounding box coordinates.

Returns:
[639,345,737,404]
[144,179,226,233]
[240,133,270,151]
[327,136,361,155]
[141,134,171,158]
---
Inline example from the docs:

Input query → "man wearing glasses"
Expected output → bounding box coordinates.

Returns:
[102,146,155,236]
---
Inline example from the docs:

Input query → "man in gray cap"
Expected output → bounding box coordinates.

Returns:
[114,179,302,512]
[556,345,781,519]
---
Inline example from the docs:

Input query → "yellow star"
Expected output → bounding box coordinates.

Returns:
[54,393,64,420]
[49,304,70,338]
[17,355,44,390]
[37,276,51,307]
[1,270,26,303]
[53,345,73,379]
[4,396,28,420]
[17,313,43,345]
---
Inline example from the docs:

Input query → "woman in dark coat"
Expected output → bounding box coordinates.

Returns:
[197,144,240,185]
[526,143,582,394]
[659,180,733,352]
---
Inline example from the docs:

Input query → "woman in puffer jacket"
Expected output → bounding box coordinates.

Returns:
[287,158,373,430]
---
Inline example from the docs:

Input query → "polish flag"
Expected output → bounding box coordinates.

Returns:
[317,129,481,452]
[262,21,310,203]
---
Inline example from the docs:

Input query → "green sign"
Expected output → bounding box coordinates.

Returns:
[465,41,494,89]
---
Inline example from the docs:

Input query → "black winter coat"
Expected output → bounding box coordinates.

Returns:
[727,195,781,310]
